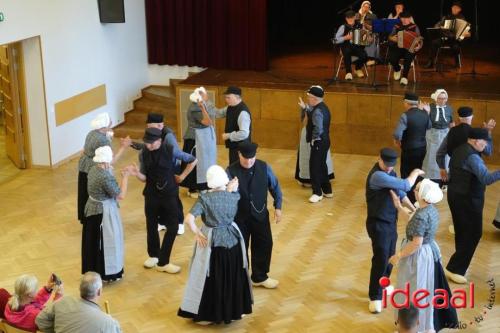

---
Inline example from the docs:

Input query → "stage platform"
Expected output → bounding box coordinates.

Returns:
[176,45,500,163]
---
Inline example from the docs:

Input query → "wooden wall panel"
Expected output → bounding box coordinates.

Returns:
[347,94,391,127]
[55,84,106,126]
[450,99,487,126]
[177,83,500,162]
[260,90,300,121]
[252,119,300,150]
[330,124,351,154]
[324,93,348,125]
[349,126,394,155]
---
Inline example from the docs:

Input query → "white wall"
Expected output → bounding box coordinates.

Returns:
[0,0,149,165]
[22,37,51,166]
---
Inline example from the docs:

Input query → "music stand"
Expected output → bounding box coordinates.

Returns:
[366,19,399,89]
[457,0,487,77]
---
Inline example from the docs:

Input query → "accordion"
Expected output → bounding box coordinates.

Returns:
[443,18,471,40]
[397,30,424,53]
[351,28,374,46]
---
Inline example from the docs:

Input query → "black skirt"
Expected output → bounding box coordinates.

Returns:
[81,214,123,281]
[77,171,88,221]
[178,244,253,324]
[433,260,459,331]
[180,139,208,191]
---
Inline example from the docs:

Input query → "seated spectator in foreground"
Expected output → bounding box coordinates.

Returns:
[0,288,11,318]
[4,274,62,332]
[397,305,419,333]
[36,271,121,333]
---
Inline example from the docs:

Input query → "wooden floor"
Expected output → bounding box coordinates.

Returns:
[0,143,499,332]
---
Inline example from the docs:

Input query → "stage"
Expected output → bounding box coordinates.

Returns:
[176,44,500,163]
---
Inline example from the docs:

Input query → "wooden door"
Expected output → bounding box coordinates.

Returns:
[0,43,26,168]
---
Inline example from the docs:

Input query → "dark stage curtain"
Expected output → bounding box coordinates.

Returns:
[145,0,268,70]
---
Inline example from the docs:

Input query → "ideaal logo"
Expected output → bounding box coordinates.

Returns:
[380,277,496,329]
[379,277,474,309]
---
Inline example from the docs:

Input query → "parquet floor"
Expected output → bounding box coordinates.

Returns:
[0,142,498,332]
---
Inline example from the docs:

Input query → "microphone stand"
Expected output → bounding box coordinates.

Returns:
[457,0,487,77]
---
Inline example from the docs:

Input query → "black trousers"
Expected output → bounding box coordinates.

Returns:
[340,44,367,73]
[144,194,179,266]
[401,146,426,202]
[366,219,397,301]
[310,139,332,196]
[236,213,273,283]
[229,147,239,166]
[446,191,484,276]
[388,46,416,79]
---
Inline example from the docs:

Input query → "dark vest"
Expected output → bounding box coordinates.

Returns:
[340,23,355,45]
[366,163,398,224]
[401,107,429,150]
[448,143,485,198]
[224,101,252,149]
[306,102,331,143]
[228,159,269,222]
[141,144,177,197]
[446,123,471,156]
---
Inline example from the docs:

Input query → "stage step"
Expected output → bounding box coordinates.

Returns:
[114,85,178,140]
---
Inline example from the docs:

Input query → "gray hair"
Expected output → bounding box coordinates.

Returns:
[80,272,102,300]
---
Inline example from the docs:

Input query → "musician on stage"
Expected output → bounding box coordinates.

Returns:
[355,1,378,65]
[334,10,368,81]
[387,11,421,86]
[387,1,414,23]
[424,1,471,69]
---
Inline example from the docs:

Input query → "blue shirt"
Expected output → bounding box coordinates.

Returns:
[369,170,411,199]
[436,134,493,169]
[463,154,500,185]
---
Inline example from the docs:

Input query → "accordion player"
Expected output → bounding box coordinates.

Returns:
[424,0,471,68]
[387,10,421,86]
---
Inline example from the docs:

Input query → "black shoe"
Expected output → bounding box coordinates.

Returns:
[423,61,434,69]
[493,220,500,229]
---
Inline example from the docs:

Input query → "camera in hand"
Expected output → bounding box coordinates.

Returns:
[52,273,62,286]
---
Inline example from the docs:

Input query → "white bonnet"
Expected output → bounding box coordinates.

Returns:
[418,179,443,204]
[189,87,207,103]
[91,113,111,130]
[206,165,229,189]
[93,146,113,164]
[430,89,448,102]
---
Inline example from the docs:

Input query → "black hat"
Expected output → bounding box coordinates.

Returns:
[457,106,473,117]
[307,85,324,98]
[146,112,163,124]
[223,86,242,96]
[452,1,463,8]
[143,128,162,143]
[399,10,412,18]
[380,147,399,167]
[394,1,404,5]
[238,142,258,158]
[404,92,419,103]
[468,128,489,140]
[345,10,356,18]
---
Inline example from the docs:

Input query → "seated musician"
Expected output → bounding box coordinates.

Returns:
[424,1,471,68]
[334,10,368,81]
[387,1,414,23]
[356,1,378,65]
[387,11,421,86]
